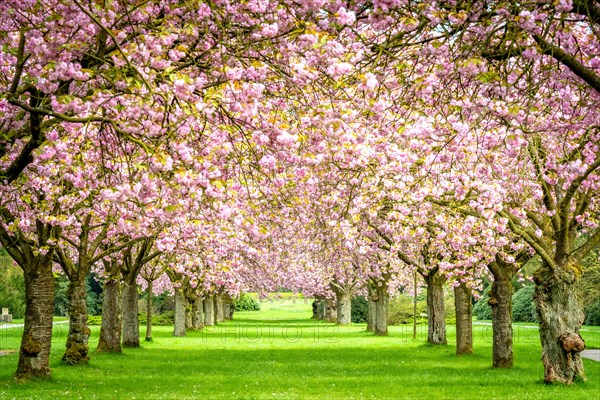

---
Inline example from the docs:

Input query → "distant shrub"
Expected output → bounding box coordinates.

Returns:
[0,250,26,319]
[388,293,427,325]
[584,301,600,326]
[234,293,261,311]
[473,292,493,320]
[140,310,174,326]
[351,296,368,323]
[512,285,537,323]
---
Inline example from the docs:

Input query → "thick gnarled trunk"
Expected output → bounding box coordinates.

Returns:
[173,289,187,337]
[97,279,122,352]
[489,277,513,368]
[334,291,352,325]
[425,273,446,345]
[534,264,586,384]
[204,295,215,326]
[367,283,389,336]
[121,282,139,347]
[63,278,90,365]
[454,283,473,355]
[16,261,55,379]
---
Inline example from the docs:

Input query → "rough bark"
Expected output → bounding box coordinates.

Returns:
[191,294,203,330]
[335,291,352,325]
[325,298,337,322]
[173,289,187,337]
[316,299,326,320]
[534,264,586,384]
[62,277,90,365]
[367,296,376,332]
[16,260,55,379]
[489,276,513,367]
[454,283,473,355]
[374,285,389,336]
[96,279,122,352]
[204,295,215,326]
[424,273,447,345]
[215,295,225,323]
[145,280,153,341]
[121,282,140,348]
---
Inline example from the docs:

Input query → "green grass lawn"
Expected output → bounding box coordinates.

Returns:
[0,299,598,399]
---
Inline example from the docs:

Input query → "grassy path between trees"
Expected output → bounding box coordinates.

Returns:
[0,300,598,399]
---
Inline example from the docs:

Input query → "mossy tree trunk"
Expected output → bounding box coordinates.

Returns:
[204,294,215,326]
[454,282,473,355]
[173,288,187,337]
[16,256,55,379]
[423,270,447,345]
[534,263,586,384]
[488,259,517,368]
[63,276,90,365]
[97,279,122,352]
[121,282,139,347]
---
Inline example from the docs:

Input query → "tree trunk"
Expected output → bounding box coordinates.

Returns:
[335,291,352,325]
[16,261,55,379]
[215,295,225,323]
[317,299,325,320]
[145,281,153,342]
[121,282,140,348]
[191,294,203,330]
[204,295,215,326]
[96,279,122,353]
[374,285,389,336]
[489,277,513,367]
[425,273,447,345]
[454,283,473,355]
[62,277,90,365]
[325,298,337,322]
[173,289,187,337]
[534,264,586,384]
[367,284,377,333]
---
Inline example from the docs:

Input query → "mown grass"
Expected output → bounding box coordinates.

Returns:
[0,299,598,399]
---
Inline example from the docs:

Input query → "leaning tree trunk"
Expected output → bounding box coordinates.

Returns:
[173,289,187,337]
[16,260,55,379]
[374,284,389,336]
[454,283,473,355]
[215,295,225,323]
[204,295,215,326]
[145,281,153,342]
[335,290,352,325]
[63,277,90,365]
[121,282,140,348]
[534,264,586,384]
[488,276,513,368]
[425,273,447,345]
[96,279,122,352]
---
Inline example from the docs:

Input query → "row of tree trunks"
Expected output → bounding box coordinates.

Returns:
[204,295,215,326]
